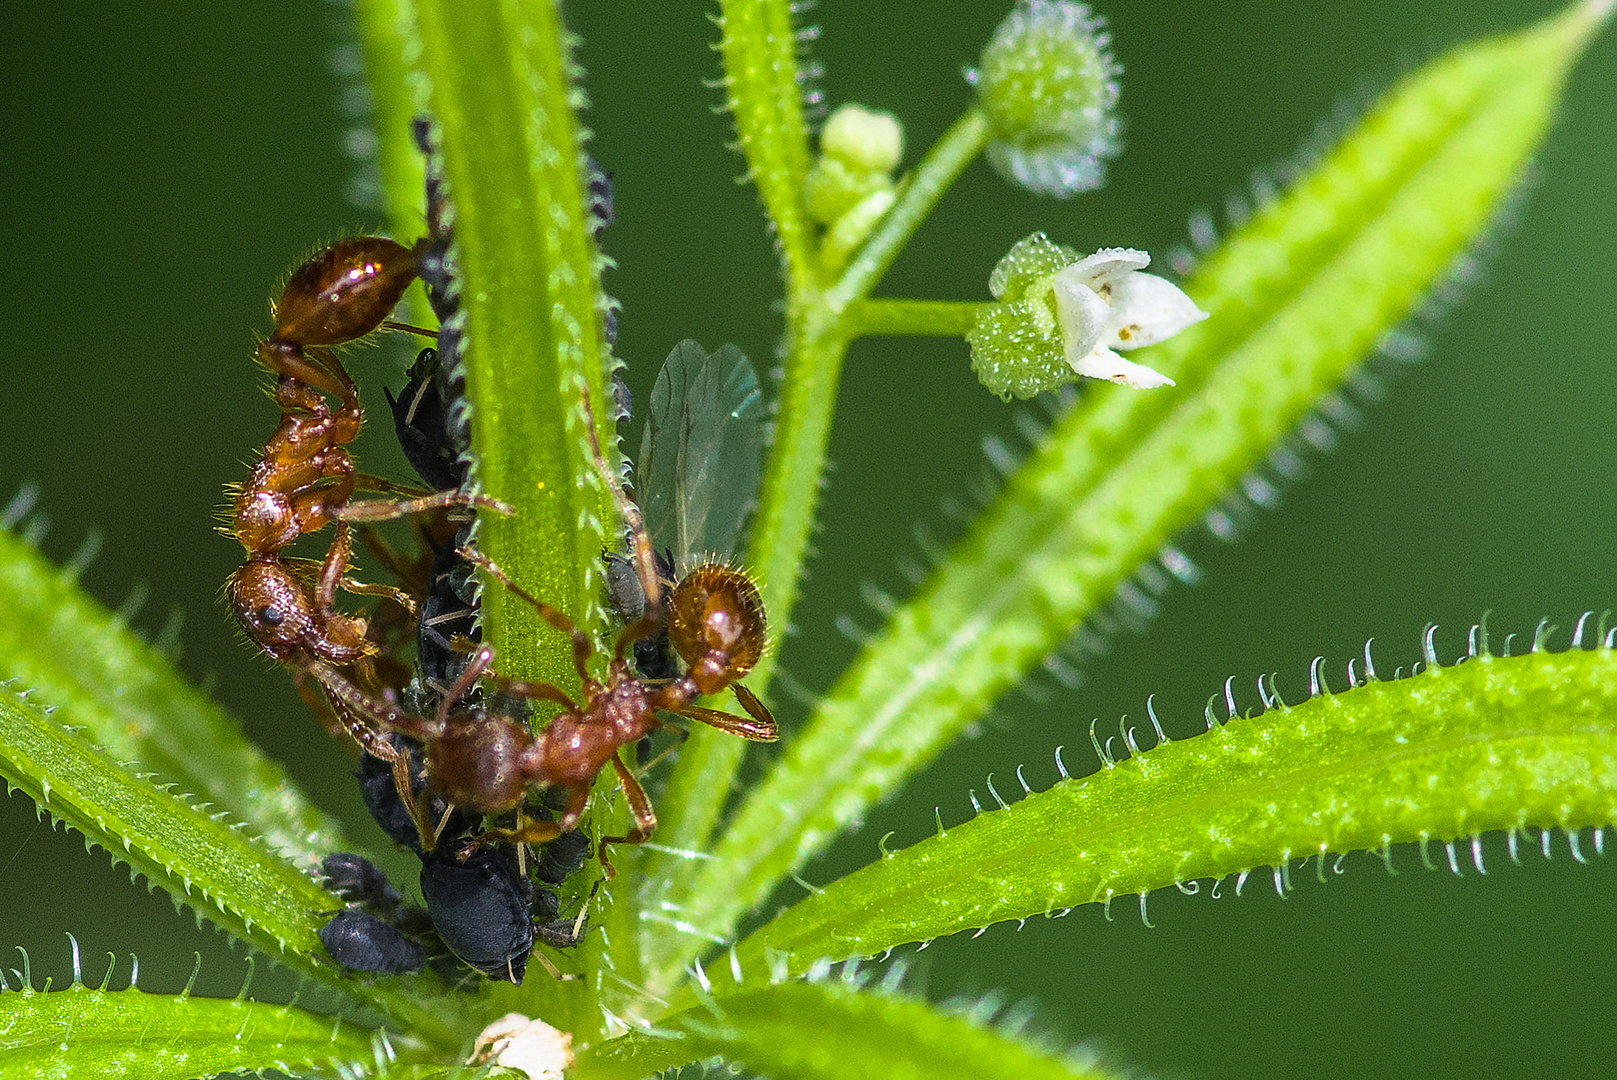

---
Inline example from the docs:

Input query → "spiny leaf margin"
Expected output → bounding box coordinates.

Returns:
[575,977,1124,1080]
[0,526,351,864]
[0,978,385,1080]
[0,689,459,1045]
[703,642,1617,993]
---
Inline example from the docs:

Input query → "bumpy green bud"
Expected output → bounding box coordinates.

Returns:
[820,104,904,174]
[968,233,1206,399]
[819,188,897,274]
[968,0,1121,198]
[805,103,906,269]
[967,233,1078,400]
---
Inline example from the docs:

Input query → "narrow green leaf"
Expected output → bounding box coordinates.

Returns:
[574,980,1124,1080]
[707,646,1617,992]
[717,0,816,293]
[0,980,385,1080]
[654,1,1611,986]
[0,527,350,864]
[413,0,622,1036]
[415,0,616,687]
[0,691,458,1045]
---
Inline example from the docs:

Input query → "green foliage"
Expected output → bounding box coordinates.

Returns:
[0,956,383,1080]
[1,1,1612,1078]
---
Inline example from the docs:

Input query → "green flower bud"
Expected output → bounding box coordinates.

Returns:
[820,104,904,174]
[805,155,890,225]
[968,1,1122,198]
[968,233,1077,400]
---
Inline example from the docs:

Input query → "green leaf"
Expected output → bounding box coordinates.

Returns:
[704,645,1617,991]
[0,976,385,1080]
[651,1,1610,987]
[413,0,624,1037]
[0,690,459,1046]
[575,979,1124,1080]
[353,0,430,244]
[415,0,616,688]
[0,527,350,865]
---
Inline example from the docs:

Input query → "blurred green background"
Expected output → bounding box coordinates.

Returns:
[3,1,1614,1076]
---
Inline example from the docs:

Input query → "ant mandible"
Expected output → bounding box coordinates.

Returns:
[224,235,504,681]
[315,390,779,867]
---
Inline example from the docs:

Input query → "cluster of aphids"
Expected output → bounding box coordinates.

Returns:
[223,118,777,984]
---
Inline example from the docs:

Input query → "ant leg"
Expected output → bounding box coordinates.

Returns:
[384,740,435,852]
[258,342,351,400]
[458,547,595,683]
[294,678,357,745]
[670,702,779,742]
[731,684,778,736]
[316,522,355,612]
[380,319,438,339]
[486,674,578,712]
[351,473,436,499]
[337,484,513,523]
[299,671,436,847]
[595,755,656,879]
[310,661,444,743]
[435,644,494,729]
[459,815,565,853]
[340,576,419,615]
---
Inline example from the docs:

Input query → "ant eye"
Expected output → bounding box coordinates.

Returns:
[258,604,285,627]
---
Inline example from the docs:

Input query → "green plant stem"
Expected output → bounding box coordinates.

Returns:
[822,107,991,311]
[843,299,984,338]
[654,105,994,867]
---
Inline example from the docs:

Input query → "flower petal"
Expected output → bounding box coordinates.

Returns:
[1067,343,1176,389]
[1061,247,1150,291]
[1051,272,1109,364]
[1104,271,1210,349]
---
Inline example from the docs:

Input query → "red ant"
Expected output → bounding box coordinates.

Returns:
[313,394,778,867]
[224,236,505,713]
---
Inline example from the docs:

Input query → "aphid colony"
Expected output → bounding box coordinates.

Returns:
[224,119,776,983]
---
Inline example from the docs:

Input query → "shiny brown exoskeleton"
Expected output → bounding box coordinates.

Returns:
[315,394,778,868]
[225,236,501,680]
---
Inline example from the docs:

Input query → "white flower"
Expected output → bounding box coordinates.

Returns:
[1050,248,1207,388]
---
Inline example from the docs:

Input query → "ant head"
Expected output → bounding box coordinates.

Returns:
[665,562,767,692]
[227,560,372,667]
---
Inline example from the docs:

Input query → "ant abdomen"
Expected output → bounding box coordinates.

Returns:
[427,714,533,812]
[270,236,422,347]
[666,562,767,693]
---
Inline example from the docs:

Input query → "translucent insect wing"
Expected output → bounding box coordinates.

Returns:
[634,341,765,573]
